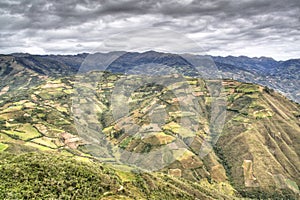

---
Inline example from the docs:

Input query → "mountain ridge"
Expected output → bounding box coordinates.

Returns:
[5,51,300,61]
[1,51,299,103]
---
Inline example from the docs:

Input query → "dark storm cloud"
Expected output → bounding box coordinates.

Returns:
[0,0,299,59]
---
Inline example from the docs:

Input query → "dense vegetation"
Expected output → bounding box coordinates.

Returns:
[0,152,237,199]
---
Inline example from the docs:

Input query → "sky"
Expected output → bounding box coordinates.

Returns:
[0,0,299,60]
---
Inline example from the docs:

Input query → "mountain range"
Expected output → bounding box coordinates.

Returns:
[1,51,299,103]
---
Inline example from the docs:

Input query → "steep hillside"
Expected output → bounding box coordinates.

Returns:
[0,53,87,97]
[213,56,300,103]
[0,55,47,96]
[107,51,197,76]
[0,72,299,199]
[218,82,300,198]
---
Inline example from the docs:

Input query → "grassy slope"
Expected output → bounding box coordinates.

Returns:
[217,82,300,198]
[0,152,236,199]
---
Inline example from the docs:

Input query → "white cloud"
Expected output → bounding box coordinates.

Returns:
[0,0,299,60]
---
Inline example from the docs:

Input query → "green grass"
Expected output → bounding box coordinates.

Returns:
[119,137,133,149]
[0,105,23,113]
[24,142,54,151]
[56,105,68,113]
[2,124,40,140]
[232,115,250,123]
[115,170,137,182]
[63,89,73,94]
[31,137,58,149]
[163,121,181,133]
[285,179,299,193]
[253,109,273,119]
[0,143,8,152]
[236,84,259,94]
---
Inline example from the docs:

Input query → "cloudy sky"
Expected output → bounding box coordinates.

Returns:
[0,0,299,60]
